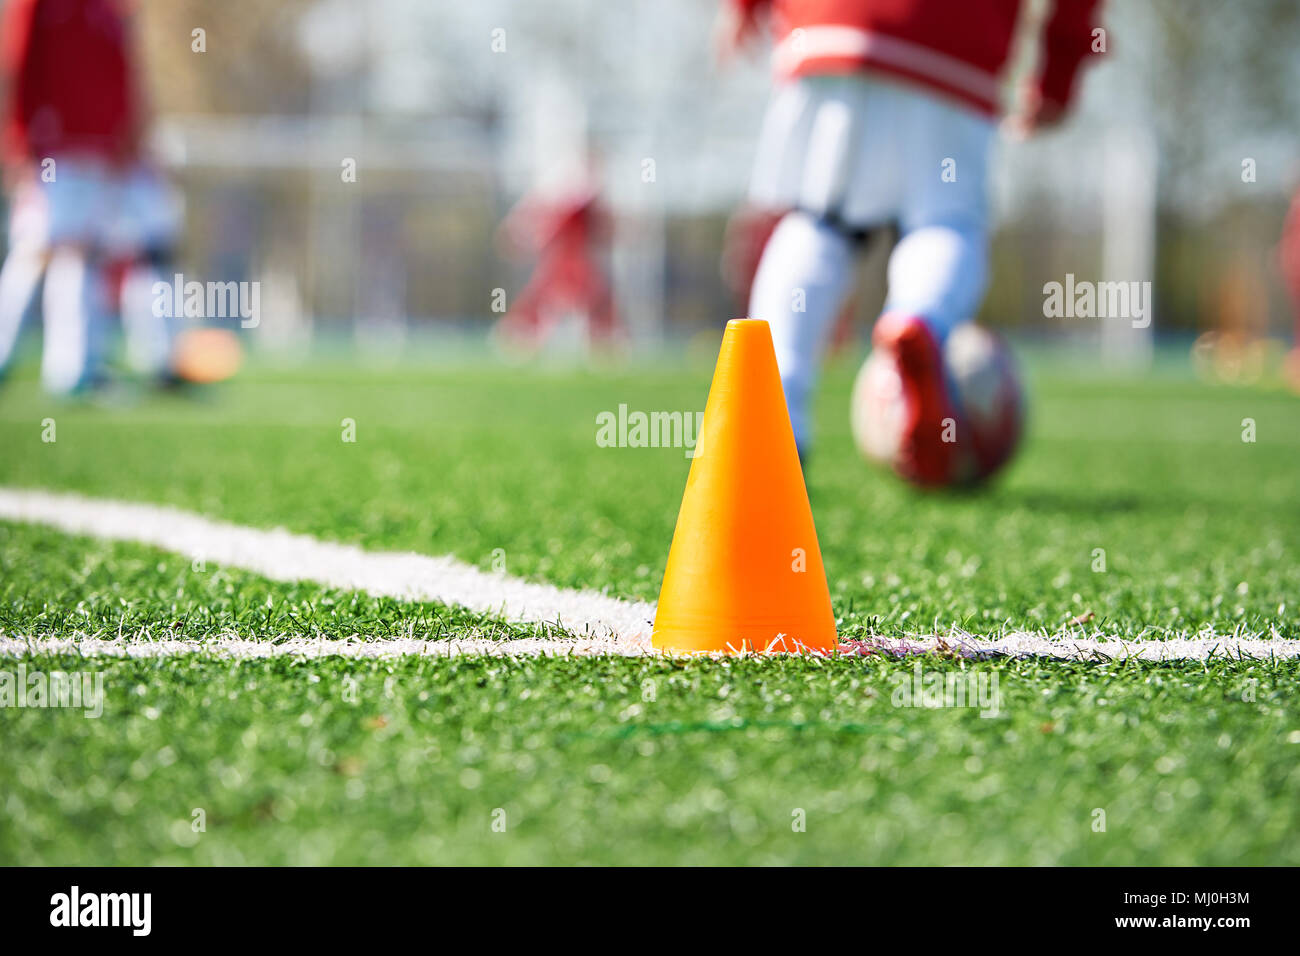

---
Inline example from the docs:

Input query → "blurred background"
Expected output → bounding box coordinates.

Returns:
[5,0,1300,370]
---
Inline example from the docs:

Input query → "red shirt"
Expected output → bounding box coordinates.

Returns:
[2,0,139,163]
[733,0,1103,116]
[1281,185,1300,309]
[502,186,610,260]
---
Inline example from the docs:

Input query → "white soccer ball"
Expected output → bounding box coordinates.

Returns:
[851,323,1024,487]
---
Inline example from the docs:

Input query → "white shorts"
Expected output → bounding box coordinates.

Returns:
[104,164,184,255]
[7,157,115,249]
[7,159,182,254]
[749,74,994,234]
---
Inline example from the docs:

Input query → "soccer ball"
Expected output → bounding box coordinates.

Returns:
[171,328,244,384]
[851,323,1023,487]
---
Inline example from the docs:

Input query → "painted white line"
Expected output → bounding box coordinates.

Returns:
[846,633,1300,662]
[1,487,1297,662]
[3,631,1296,662]
[0,487,655,652]
[0,634,650,660]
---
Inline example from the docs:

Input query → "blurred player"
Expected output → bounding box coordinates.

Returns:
[0,0,143,394]
[105,159,184,383]
[497,170,619,351]
[719,0,1102,477]
[1280,178,1300,393]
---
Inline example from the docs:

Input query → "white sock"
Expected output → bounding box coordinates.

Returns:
[884,222,989,339]
[121,264,173,376]
[0,244,45,373]
[748,211,857,452]
[40,247,102,394]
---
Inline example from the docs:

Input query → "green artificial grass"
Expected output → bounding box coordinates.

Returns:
[1,347,1299,864]
[2,648,1297,865]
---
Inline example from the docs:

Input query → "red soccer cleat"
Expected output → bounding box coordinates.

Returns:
[871,312,960,487]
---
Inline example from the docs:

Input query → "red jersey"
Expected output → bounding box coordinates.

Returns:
[501,186,610,261]
[2,0,139,163]
[732,0,1103,116]
[1281,185,1300,310]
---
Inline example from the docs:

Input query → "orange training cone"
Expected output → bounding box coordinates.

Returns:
[652,319,838,654]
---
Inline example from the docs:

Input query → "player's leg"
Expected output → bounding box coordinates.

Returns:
[120,258,172,377]
[885,84,993,337]
[871,224,988,484]
[119,246,177,379]
[0,179,50,379]
[114,167,184,380]
[0,241,45,377]
[500,267,550,344]
[38,161,112,394]
[883,222,989,339]
[746,75,892,456]
[749,211,858,456]
[40,241,108,393]
[867,85,994,484]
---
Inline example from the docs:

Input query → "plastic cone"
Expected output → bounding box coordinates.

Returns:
[652,319,838,654]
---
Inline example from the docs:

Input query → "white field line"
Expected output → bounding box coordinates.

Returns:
[1,632,1297,662]
[0,634,648,659]
[847,633,1300,662]
[1,487,1298,663]
[0,487,655,653]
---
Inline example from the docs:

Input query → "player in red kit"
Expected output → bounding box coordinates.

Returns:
[1280,180,1300,393]
[719,0,1102,478]
[497,178,619,352]
[0,0,145,394]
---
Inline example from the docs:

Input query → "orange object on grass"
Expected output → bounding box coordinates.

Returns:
[652,319,838,654]
[171,328,243,384]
